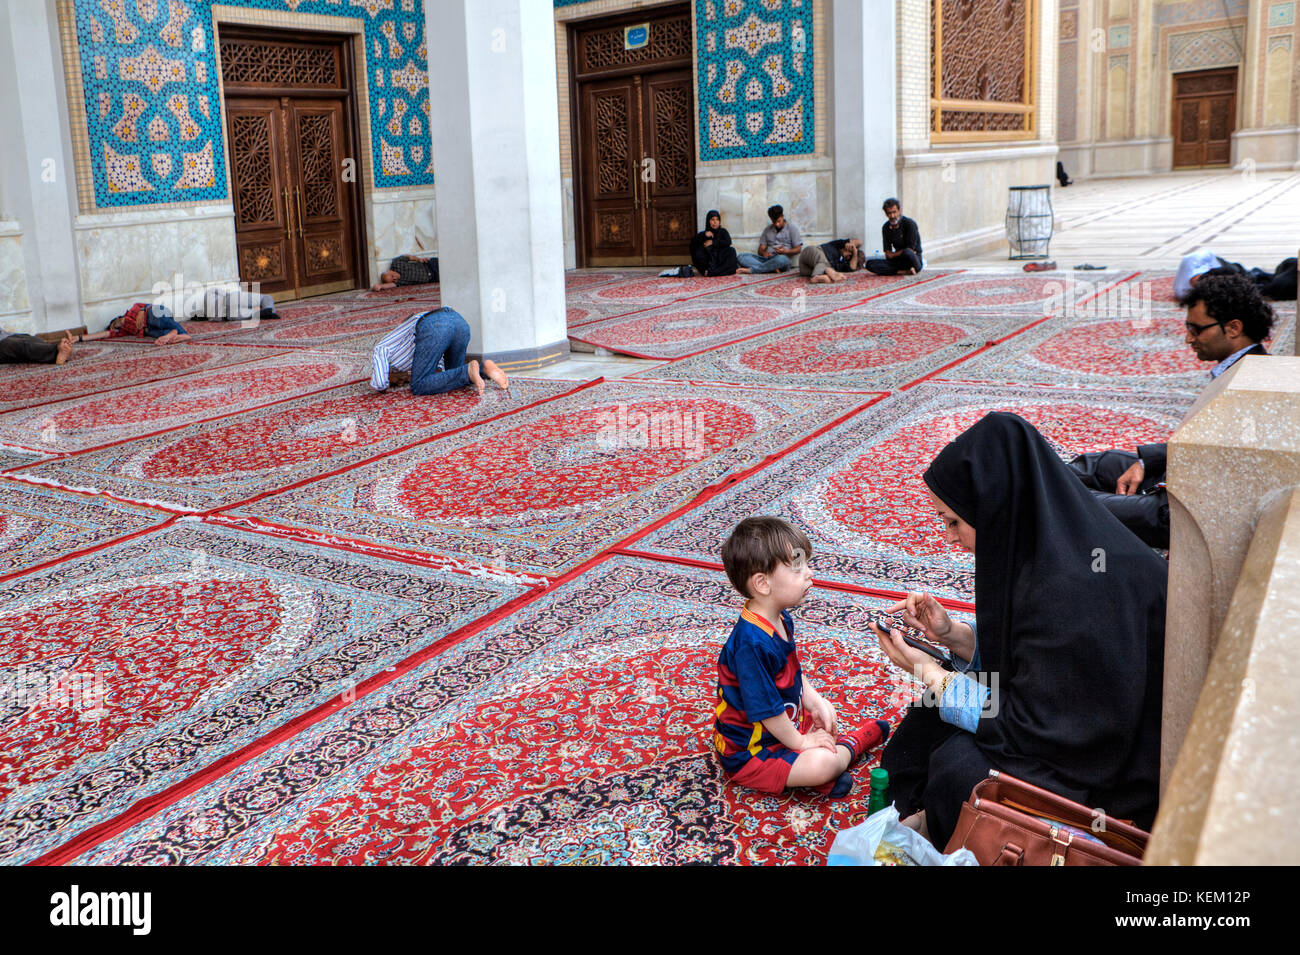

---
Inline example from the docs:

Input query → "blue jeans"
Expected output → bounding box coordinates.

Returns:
[146,306,187,338]
[411,307,472,395]
[736,252,791,273]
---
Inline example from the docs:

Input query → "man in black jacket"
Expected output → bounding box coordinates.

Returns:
[865,198,923,276]
[1070,274,1275,547]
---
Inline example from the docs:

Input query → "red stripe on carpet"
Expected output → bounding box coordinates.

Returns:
[30,394,893,863]
[190,376,606,517]
[896,271,1141,392]
[0,512,180,585]
[570,271,956,361]
[3,377,370,461]
[565,272,788,329]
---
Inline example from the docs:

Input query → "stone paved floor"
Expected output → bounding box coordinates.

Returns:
[952,169,1300,271]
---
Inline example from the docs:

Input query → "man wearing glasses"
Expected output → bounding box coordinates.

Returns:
[1069,274,1275,548]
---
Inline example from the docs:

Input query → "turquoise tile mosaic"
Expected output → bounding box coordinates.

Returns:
[695,0,815,161]
[72,0,434,208]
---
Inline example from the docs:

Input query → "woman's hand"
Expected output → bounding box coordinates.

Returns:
[874,624,945,690]
[887,591,954,644]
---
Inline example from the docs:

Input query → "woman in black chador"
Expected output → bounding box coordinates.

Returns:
[873,412,1166,849]
[689,210,739,277]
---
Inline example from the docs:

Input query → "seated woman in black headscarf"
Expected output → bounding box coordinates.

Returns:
[690,210,739,277]
[873,412,1166,849]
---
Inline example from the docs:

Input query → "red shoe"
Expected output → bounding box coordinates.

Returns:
[1023,260,1057,272]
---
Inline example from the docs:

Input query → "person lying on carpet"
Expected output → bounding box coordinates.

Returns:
[1069,274,1274,548]
[798,236,862,284]
[81,303,192,346]
[873,412,1166,850]
[0,329,76,365]
[1175,248,1298,301]
[369,307,508,396]
[372,254,439,291]
[714,516,890,799]
[689,210,739,277]
[864,198,923,276]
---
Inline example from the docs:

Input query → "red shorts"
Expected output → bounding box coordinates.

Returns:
[721,711,813,794]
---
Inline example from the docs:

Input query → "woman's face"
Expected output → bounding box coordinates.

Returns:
[708,215,720,230]
[926,488,975,552]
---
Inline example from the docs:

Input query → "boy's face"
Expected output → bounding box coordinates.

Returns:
[750,547,813,608]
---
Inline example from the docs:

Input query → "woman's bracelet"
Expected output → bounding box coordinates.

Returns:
[938,671,957,700]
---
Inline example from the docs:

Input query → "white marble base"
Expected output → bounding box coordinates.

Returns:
[369,186,437,282]
[0,222,33,332]
[74,205,240,329]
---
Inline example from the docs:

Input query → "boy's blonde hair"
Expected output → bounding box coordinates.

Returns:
[721,516,813,598]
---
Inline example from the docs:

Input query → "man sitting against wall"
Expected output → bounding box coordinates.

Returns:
[736,205,802,274]
[865,198,923,276]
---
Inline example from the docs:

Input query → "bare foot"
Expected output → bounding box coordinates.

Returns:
[736,267,751,274]
[811,274,833,284]
[56,332,75,364]
[906,267,917,276]
[829,269,846,283]
[176,333,192,343]
[466,359,485,396]
[481,358,509,391]
[154,330,179,346]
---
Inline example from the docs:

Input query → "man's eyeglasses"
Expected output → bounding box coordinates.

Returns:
[1185,319,1221,336]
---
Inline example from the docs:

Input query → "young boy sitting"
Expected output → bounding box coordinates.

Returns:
[713,516,890,798]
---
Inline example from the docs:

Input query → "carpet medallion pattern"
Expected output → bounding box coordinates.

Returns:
[0,521,528,865]
[72,558,910,866]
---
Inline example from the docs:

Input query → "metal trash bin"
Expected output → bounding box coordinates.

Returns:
[1006,185,1053,260]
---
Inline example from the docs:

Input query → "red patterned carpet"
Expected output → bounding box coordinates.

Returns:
[0,267,1259,865]
[62,558,912,866]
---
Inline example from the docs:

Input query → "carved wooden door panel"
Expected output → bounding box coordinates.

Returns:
[287,100,355,297]
[641,71,696,262]
[580,78,641,266]
[227,99,296,297]
[571,4,694,267]
[1172,69,1236,168]
[221,29,363,300]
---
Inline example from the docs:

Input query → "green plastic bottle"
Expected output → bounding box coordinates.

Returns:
[867,768,890,815]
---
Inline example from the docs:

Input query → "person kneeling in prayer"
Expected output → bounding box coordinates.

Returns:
[369,307,507,396]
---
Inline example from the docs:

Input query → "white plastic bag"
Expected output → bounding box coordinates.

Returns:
[826,807,979,866]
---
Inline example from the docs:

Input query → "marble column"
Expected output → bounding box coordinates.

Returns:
[423,0,568,370]
[0,0,84,332]
[1161,356,1300,790]
[831,0,897,241]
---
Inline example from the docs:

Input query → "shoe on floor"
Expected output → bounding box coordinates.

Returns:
[1023,260,1057,272]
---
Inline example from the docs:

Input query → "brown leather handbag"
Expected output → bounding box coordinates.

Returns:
[944,770,1149,866]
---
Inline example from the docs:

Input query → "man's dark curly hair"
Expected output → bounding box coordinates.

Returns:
[1178,273,1275,342]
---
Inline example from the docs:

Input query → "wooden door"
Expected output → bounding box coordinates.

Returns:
[579,77,641,265]
[1173,69,1237,168]
[227,98,296,297]
[287,100,355,296]
[571,6,695,267]
[221,30,363,300]
[641,71,696,260]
